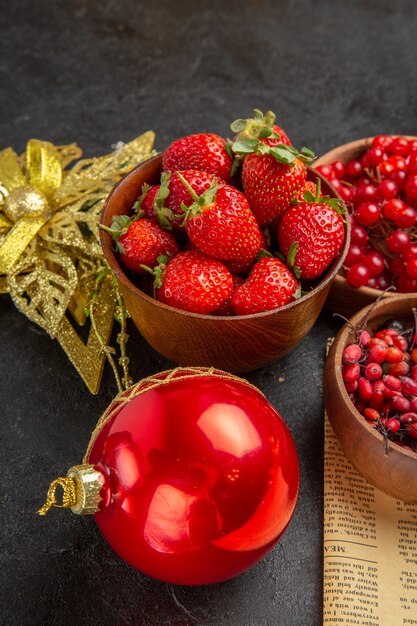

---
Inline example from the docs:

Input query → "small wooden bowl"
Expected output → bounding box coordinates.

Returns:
[100,155,350,373]
[324,294,417,503]
[316,136,417,318]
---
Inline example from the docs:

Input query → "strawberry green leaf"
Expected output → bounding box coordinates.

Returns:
[293,265,301,280]
[230,119,247,133]
[258,126,273,138]
[275,251,286,262]
[224,139,235,159]
[231,139,259,154]
[303,190,316,203]
[157,254,169,266]
[230,156,242,177]
[133,182,150,212]
[297,147,316,164]
[317,196,346,214]
[268,146,298,164]
[287,241,299,267]
[255,248,274,262]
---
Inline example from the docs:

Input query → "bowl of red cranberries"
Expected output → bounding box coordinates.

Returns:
[315,135,417,317]
[324,294,417,503]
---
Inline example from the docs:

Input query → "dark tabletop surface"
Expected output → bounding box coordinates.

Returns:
[1,1,417,624]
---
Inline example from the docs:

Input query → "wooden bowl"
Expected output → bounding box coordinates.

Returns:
[316,136,417,318]
[100,155,350,373]
[324,294,417,503]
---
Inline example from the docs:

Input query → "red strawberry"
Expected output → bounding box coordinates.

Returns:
[243,156,308,226]
[102,215,179,273]
[278,183,345,280]
[292,180,321,203]
[230,109,314,225]
[154,251,233,314]
[231,257,300,315]
[179,174,263,266]
[135,171,217,230]
[214,275,245,315]
[162,134,233,182]
[134,183,160,221]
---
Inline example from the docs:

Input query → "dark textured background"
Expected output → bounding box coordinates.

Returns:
[1,1,417,624]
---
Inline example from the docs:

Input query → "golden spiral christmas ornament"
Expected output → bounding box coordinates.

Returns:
[0,132,156,392]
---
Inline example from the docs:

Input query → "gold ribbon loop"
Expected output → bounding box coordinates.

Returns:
[26,139,62,198]
[0,147,26,191]
[38,476,77,515]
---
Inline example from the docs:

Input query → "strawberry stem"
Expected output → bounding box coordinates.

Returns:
[176,172,200,202]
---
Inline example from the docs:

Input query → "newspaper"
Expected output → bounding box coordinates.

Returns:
[323,412,417,625]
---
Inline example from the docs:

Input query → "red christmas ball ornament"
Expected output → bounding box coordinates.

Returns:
[39,368,299,585]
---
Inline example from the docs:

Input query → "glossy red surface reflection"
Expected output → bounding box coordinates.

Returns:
[88,372,299,585]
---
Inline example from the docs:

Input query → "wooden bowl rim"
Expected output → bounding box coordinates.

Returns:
[100,155,351,321]
[329,294,417,463]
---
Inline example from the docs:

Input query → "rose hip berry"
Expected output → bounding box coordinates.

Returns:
[340,310,417,454]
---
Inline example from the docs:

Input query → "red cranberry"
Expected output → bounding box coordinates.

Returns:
[332,160,346,178]
[396,274,417,293]
[345,159,363,179]
[386,230,410,254]
[356,202,381,227]
[364,251,385,277]
[354,183,377,205]
[350,225,369,248]
[364,147,384,167]
[405,175,417,202]
[345,244,365,267]
[316,164,335,179]
[346,263,370,287]
[406,258,417,279]
[395,206,417,229]
[391,136,411,156]
[389,169,407,191]
[382,198,406,220]
[377,179,398,201]
[373,135,393,151]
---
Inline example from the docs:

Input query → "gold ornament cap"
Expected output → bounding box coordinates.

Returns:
[67,464,103,515]
[38,463,103,516]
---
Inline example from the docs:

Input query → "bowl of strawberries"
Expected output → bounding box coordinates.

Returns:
[315,135,417,317]
[100,109,350,373]
[324,294,417,502]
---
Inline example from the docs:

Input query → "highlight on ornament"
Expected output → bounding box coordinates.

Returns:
[39,367,300,585]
